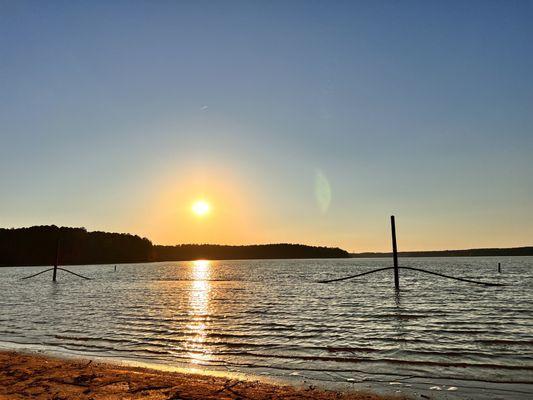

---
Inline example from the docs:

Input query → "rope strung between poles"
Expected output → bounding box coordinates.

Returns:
[21,268,55,280]
[57,267,91,280]
[317,267,394,283]
[399,266,504,286]
[317,266,505,286]
[21,267,91,280]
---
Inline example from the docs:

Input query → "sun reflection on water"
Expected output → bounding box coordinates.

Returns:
[186,260,212,364]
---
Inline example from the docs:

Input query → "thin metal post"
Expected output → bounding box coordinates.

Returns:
[52,238,60,282]
[391,215,399,290]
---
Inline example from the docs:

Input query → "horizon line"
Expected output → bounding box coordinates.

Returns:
[2,224,532,255]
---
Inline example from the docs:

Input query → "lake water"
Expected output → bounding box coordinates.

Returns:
[1,257,532,398]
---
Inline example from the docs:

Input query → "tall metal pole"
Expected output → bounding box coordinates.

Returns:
[391,215,399,290]
[52,237,60,282]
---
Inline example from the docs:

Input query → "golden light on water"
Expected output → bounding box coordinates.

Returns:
[186,259,212,364]
[192,259,210,272]
[191,200,210,216]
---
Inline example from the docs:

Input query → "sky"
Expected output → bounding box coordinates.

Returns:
[1,0,532,252]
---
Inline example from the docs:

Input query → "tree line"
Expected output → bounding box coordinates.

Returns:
[0,226,349,266]
[154,243,349,261]
[0,226,152,266]
[351,247,533,258]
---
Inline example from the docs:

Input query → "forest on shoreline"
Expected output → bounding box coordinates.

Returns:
[2,226,530,267]
[0,226,349,266]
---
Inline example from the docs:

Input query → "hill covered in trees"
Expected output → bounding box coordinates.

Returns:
[0,226,152,266]
[0,226,350,266]
[153,244,349,261]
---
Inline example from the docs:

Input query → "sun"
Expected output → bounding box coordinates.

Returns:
[192,200,210,217]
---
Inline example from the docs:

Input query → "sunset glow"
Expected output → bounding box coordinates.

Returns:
[2,1,531,253]
[1,3,531,399]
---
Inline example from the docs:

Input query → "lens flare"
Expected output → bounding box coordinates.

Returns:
[315,169,331,213]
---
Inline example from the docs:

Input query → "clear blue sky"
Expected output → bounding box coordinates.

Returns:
[1,0,532,251]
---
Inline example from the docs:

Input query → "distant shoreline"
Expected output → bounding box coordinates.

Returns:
[351,246,533,258]
[0,256,353,268]
[0,225,348,267]
[2,225,532,267]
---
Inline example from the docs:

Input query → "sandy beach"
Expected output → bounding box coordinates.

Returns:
[0,351,404,400]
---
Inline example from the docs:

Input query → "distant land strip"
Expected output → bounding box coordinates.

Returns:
[0,226,349,267]
[351,247,533,258]
[2,226,532,267]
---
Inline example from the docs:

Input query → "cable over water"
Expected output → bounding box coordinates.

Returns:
[21,267,91,280]
[317,267,395,283]
[400,266,505,286]
[57,267,91,280]
[21,268,55,280]
[318,266,505,286]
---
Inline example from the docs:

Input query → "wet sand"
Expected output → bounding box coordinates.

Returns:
[0,351,405,400]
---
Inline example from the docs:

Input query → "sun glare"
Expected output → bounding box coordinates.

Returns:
[192,200,210,216]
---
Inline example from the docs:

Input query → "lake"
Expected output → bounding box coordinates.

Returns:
[1,257,532,399]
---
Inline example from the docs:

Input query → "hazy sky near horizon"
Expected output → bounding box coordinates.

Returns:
[1,0,532,252]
